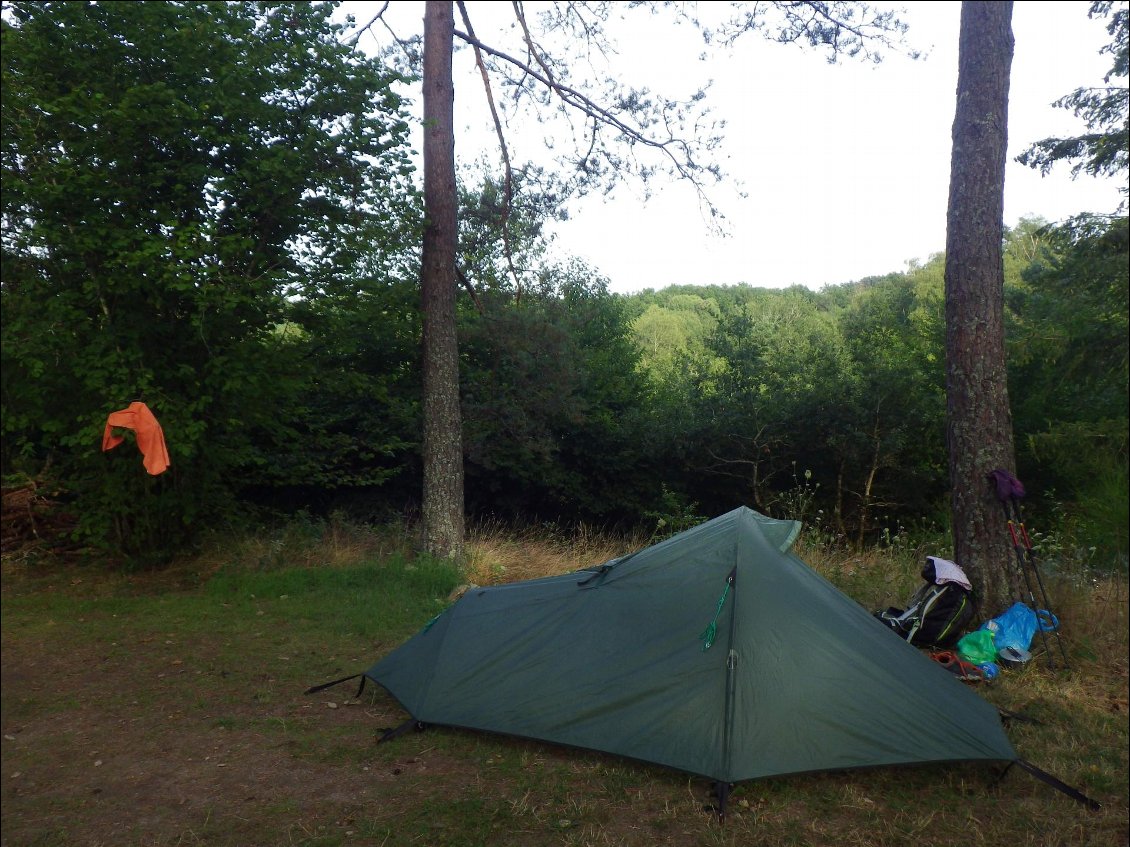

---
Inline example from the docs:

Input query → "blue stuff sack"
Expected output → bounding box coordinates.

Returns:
[981,602,1057,652]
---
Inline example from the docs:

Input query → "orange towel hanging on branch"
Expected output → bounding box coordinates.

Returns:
[102,401,171,476]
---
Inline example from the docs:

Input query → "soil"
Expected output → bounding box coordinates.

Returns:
[0,561,699,847]
[0,558,478,847]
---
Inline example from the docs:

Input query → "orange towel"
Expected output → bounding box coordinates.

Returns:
[102,401,171,476]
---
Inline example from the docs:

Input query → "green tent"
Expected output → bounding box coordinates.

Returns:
[311,507,1096,812]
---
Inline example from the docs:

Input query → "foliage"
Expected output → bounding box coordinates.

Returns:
[1005,216,1129,568]
[1008,0,1129,567]
[264,274,424,514]
[0,1,417,562]
[0,1,1125,578]
[459,263,655,525]
[632,277,953,542]
[833,270,947,539]
[631,294,721,380]
[1016,1,1129,209]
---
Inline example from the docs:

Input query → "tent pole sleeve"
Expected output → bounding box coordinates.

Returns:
[576,564,611,586]
[1013,758,1101,810]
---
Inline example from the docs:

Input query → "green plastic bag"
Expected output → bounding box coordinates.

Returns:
[957,629,998,665]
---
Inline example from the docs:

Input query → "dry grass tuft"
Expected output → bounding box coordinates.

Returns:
[464,520,650,586]
[1044,575,1130,675]
[183,515,417,578]
[795,531,924,611]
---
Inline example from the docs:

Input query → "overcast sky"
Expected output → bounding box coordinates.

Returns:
[342,1,1126,294]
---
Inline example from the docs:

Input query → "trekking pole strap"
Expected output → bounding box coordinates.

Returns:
[1013,758,1101,810]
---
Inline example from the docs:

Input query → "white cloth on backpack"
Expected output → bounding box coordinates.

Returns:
[927,556,972,591]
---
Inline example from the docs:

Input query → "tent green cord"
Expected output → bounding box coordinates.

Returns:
[700,575,732,651]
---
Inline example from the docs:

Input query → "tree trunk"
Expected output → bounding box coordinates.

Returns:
[855,416,882,549]
[420,0,464,560]
[835,460,846,537]
[944,1,1018,614]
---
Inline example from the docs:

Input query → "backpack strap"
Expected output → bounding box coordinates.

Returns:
[906,584,947,643]
[932,590,970,646]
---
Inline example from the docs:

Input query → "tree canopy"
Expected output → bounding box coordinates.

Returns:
[0,1,1125,577]
[1,0,418,558]
[1016,0,1128,207]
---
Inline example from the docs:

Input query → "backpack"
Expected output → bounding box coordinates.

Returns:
[874,557,975,649]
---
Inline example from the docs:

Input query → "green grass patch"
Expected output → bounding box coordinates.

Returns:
[2,523,1127,847]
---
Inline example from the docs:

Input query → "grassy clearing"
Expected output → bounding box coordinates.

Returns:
[1,518,1127,847]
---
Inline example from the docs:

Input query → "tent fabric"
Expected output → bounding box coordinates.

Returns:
[366,507,1016,784]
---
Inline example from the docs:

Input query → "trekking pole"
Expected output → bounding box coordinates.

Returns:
[1008,497,1071,669]
[987,469,1068,670]
[988,469,1054,666]
[1001,498,1057,669]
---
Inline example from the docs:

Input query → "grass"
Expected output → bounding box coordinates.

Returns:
[1,517,1127,847]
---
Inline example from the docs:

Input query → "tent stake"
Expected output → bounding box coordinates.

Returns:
[377,718,428,744]
[704,781,733,822]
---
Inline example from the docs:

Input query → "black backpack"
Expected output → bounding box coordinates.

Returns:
[874,558,975,649]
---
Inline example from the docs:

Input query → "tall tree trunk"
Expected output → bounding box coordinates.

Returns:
[944,1,1018,614]
[420,0,464,560]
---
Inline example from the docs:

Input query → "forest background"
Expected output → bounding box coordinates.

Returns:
[1,0,1127,576]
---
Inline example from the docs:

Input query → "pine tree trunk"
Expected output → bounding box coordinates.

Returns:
[944,1,1018,614]
[420,0,464,560]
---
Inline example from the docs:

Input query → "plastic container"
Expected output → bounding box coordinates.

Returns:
[997,646,1032,669]
[977,662,1000,681]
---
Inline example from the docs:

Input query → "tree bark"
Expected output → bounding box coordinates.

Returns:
[420,0,465,560]
[944,1,1018,614]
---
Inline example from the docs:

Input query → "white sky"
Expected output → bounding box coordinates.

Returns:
[341,1,1126,294]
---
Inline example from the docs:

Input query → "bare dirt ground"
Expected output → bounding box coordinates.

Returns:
[0,562,704,847]
[2,618,408,846]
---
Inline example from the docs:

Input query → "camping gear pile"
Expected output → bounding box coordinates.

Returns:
[956,600,1061,674]
[876,469,1070,683]
[309,505,1098,818]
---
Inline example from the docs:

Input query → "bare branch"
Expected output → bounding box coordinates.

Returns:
[342,0,421,70]
[453,20,722,213]
[457,0,525,300]
[343,1,389,47]
[700,0,917,63]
